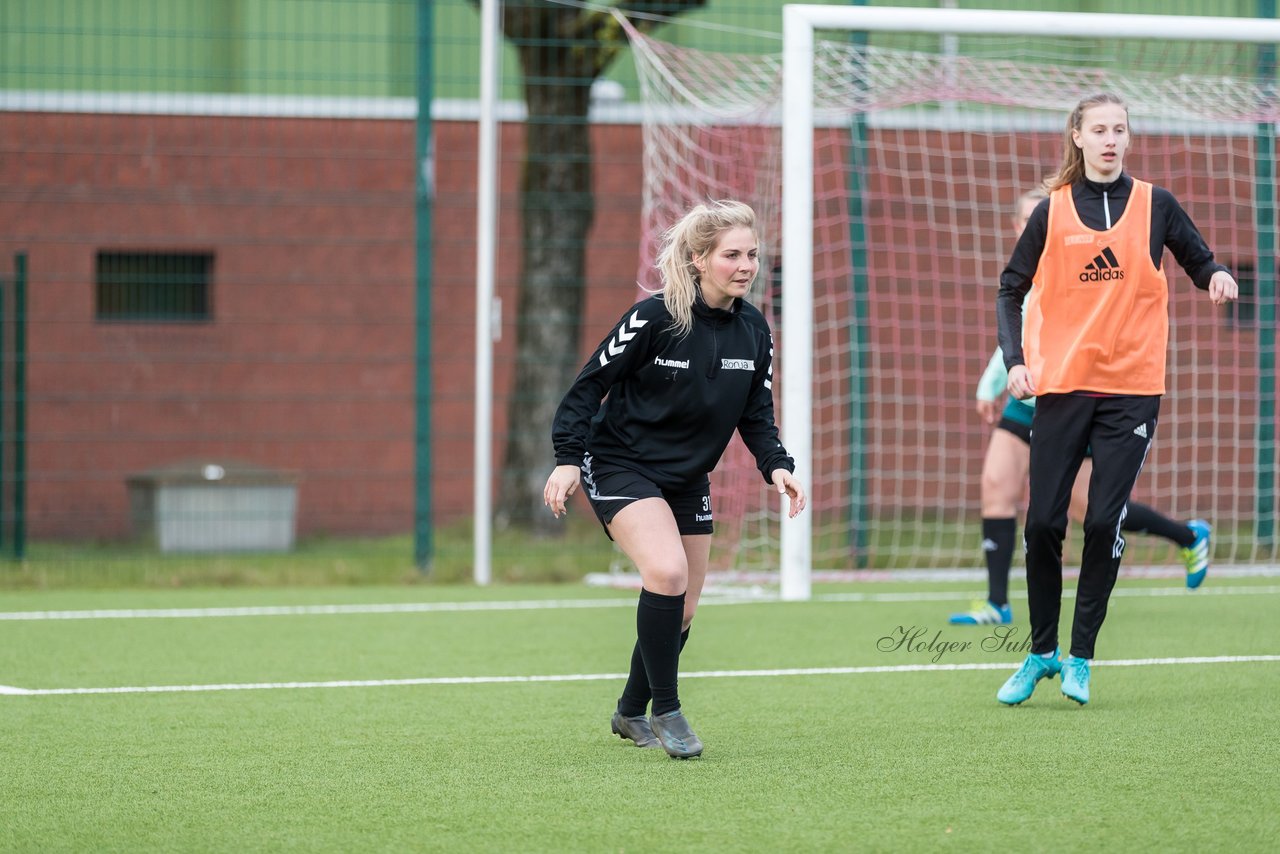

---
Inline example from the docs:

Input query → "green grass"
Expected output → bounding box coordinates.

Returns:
[2,577,1277,851]
[0,516,619,589]
[7,510,1257,590]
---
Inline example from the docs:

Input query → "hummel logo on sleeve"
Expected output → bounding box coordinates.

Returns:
[1079,246,1125,282]
[598,310,649,367]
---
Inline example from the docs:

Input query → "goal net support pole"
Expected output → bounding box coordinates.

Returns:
[781,5,1280,600]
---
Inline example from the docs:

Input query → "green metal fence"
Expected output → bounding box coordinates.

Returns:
[0,0,1274,584]
[0,253,27,561]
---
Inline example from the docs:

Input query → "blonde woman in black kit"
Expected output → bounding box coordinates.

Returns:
[544,200,806,758]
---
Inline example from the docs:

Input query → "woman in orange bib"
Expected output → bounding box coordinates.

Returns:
[993,93,1238,706]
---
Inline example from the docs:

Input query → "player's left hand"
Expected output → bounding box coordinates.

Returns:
[771,469,807,518]
[1209,270,1238,306]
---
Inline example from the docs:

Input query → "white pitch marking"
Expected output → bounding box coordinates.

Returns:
[817,585,1280,603]
[3,655,1277,697]
[0,598,643,622]
[586,566,1280,588]
[2,583,1278,622]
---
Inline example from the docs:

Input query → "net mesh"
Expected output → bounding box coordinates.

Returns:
[624,18,1280,574]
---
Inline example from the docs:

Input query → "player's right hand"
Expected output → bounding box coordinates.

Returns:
[1007,365,1036,401]
[543,465,581,518]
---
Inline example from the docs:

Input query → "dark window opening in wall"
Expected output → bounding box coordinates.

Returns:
[96,252,213,322]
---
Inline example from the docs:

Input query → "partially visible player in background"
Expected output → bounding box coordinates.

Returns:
[995,93,1236,706]
[544,200,805,759]
[950,189,1211,627]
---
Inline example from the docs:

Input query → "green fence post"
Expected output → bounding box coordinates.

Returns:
[0,275,5,555]
[414,0,435,571]
[1256,0,1277,548]
[846,0,871,568]
[13,253,25,559]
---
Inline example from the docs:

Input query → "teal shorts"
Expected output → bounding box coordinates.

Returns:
[998,397,1034,443]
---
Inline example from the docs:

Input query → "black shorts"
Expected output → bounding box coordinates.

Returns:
[999,398,1092,456]
[580,455,713,538]
[997,415,1033,445]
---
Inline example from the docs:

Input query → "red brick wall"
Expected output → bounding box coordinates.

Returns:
[0,111,645,540]
[0,111,1265,540]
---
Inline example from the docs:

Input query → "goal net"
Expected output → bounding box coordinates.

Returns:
[620,8,1280,594]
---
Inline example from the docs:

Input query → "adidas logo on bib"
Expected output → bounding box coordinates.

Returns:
[1079,246,1125,282]
[1133,423,1148,439]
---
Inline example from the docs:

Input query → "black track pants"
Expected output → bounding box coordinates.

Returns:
[1024,393,1160,659]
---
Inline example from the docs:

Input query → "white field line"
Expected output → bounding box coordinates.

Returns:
[0,598,644,622]
[3,583,1280,622]
[587,566,1280,588]
[818,584,1280,603]
[1,655,1276,697]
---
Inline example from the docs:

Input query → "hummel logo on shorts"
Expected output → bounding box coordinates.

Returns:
[1079,246,1125,282]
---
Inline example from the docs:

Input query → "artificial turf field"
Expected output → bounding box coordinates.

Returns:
[2,575,1277,852]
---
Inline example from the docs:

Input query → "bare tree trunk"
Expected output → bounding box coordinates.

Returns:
[479,1,706,535]
[496,61,594,534]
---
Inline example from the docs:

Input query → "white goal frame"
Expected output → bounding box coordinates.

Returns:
[779,5,1280,600]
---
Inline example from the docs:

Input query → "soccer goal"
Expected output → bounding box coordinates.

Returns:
[623,6,1280,599]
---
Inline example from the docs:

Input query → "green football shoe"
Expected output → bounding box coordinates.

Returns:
[949,600,1013,625]
[1181,519,1211,590]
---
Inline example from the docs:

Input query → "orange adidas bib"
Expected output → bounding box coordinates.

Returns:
[1024,180,1168,395]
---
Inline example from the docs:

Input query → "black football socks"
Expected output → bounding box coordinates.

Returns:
[983,517,1017,607]
[618,627,690,717]
[1123,502,1196,548]
[634,588,685,717]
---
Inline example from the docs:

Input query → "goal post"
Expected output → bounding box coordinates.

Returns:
[622,6,1280,600]
[780,5,1280,600]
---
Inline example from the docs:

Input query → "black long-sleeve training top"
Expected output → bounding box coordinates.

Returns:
[997,173,1230,370]
[552,293,794,490]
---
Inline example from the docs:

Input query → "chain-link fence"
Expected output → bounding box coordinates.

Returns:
[0,0,1272,583]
